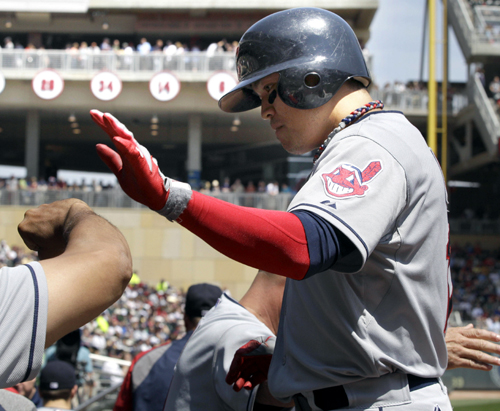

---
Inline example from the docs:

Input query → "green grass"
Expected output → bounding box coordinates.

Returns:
[450,399,500,411]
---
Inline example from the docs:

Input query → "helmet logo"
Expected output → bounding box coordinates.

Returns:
[322,161,382,198]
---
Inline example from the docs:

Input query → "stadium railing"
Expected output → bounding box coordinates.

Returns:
[0,188,295,211]
[0,49,237,75]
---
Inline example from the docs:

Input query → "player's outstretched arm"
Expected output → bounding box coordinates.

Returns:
[445,324,500,370]
[18,199,132,347]
[91,110,311,280]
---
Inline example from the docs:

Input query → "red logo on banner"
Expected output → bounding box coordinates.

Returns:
[91,72,122,101]
[32,70,64,100]
[159,82,170,93]
[207,72,237,102]
[41,79,54,91]
[99,81,113,92]
[149,72,180,102]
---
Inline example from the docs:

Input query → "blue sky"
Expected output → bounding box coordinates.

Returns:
[366,0,468,86]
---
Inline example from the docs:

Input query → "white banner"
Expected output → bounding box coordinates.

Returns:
[32,70,64,100]
[91,72,122,102]
[207,72,237,101]
[149,72,181,102]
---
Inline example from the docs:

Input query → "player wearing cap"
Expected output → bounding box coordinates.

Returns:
[38,360,78,410]
[114,283,222,411]
[164,271,292,411]
[92,7,452,410]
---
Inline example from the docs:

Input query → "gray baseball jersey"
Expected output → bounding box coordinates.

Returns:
[0,262,48,388]
[269,111,451,401]
[0,389,37,411]
[164,293,273,411]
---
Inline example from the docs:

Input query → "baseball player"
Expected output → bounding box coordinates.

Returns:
[0,199,132,388]
[113,283,222,411]
[164,267,500,411]
[163,271,292,411]
[92,7,452,409]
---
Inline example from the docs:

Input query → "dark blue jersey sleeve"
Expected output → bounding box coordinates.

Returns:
[292,210,355,279]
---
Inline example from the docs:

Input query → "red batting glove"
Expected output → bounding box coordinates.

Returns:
[226,336,276,392]
[90,109,169,211]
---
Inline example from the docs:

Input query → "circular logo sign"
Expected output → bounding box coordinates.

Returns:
[32,70,64,100]
[0,72,5,95]
[207,72,237,101]
[90,71,122,101]
[149,72,181,102]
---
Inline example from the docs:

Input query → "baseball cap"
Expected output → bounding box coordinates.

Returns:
[40,360,76,391]
[184,283,222,318]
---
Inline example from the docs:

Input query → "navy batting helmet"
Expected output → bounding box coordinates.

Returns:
[219,8,371,113]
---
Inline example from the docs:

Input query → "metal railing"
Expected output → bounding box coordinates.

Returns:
[451,0,500,53]
[0,49,237,74]
[469,73,500,153]
[370,89,468,115]
[0,188,295,211]
[449,218,500,235]
[3,188,500,234]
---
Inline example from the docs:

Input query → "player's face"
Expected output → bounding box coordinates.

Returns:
[252,73,338,155]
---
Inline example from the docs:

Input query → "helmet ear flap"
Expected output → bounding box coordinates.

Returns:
[278,67,333,109]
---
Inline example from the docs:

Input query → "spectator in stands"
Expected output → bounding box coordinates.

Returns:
[245,181,256,193]
[3,37,13,49]
[38,361,78,410]
[163,40,177,61]
[221,177,231,193]
[112,39,121,52]
[113,283,222,411]
[486,314,500,333]
[206,41,218,57]
[266,180,279,195]
[230,178,244,193]
[152,39,164,52]
[489,75,500,111]
[174,41,185,55]
[137,38,151,55]
[101,38,112,51]
[90,42,100,53]
[475,67,486,89]
[211,179,220,193]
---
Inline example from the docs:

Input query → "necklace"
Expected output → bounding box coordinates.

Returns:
[313,100,384,164]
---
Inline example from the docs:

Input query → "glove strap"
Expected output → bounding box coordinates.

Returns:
[157,178,192,222]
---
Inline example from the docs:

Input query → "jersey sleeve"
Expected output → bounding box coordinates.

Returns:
[288,135,407,273]
[0,262,48,388]
[213,324,274,411]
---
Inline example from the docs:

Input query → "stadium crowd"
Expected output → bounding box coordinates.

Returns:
[451,243,500,332]
[2,35,238,56]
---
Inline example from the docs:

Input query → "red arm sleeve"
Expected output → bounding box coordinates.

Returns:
[177,191,310,280]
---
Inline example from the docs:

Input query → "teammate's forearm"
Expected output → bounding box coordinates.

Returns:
[41,206,132,347]
[178,191,310,279]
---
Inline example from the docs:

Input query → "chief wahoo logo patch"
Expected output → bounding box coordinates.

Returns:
[322,161,382,198]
